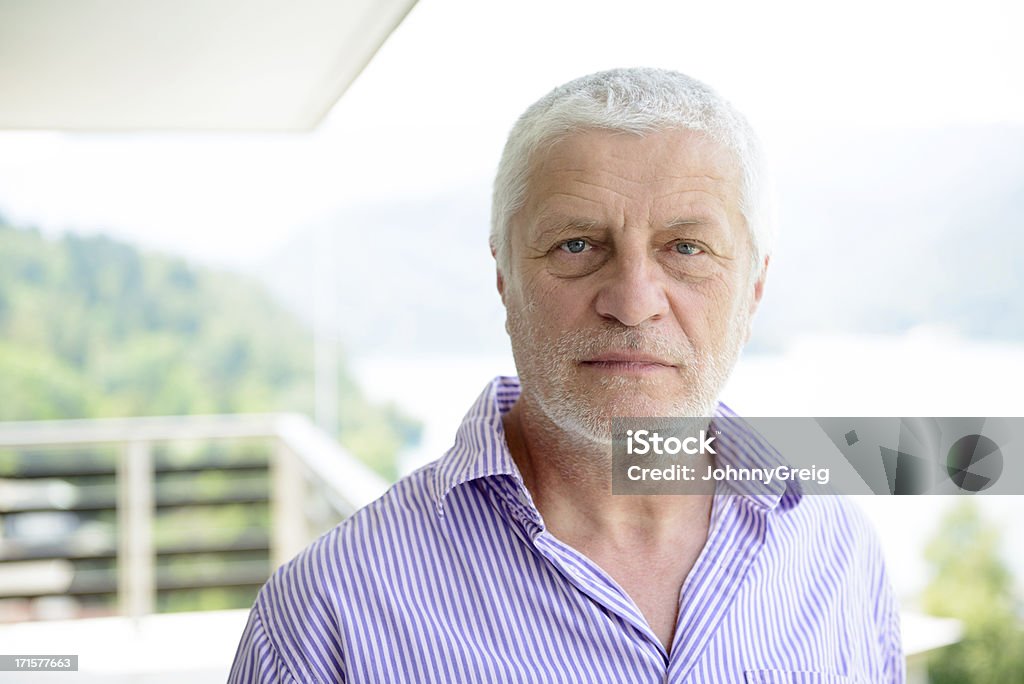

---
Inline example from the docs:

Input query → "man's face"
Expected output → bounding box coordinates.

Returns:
[498,127,767,443]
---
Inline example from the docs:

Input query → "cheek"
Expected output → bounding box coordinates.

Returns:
[517,271,591,321]
[671,274,746,340]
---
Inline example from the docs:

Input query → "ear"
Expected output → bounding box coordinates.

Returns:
[744,255,770,344]
[491,243,507,306]
[751,255,769,309]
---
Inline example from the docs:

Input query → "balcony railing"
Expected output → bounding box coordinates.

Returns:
[0,413,387,623]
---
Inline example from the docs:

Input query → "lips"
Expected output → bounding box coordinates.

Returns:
[579,352,677,369]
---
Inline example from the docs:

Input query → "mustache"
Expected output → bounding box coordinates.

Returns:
[554,326,698,365]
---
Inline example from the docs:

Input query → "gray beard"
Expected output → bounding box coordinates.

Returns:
[506,307,747,446]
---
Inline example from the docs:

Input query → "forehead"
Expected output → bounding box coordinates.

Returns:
[523,127,743,221]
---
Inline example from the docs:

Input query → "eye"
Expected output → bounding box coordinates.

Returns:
[559,238,591,254]
[674,242,704,256]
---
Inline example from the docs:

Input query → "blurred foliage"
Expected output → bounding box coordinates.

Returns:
[0,221,420,479]
[154,504,270,548]
[158,586,260,614]
[923,500,1024,683]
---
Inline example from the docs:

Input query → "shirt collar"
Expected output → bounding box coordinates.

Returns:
[431,376,802,517]
[431,376,524,517]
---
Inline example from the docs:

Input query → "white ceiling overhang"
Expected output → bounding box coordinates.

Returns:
[0,0,417,131]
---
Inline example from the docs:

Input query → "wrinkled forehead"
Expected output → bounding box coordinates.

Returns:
[518,127,746,230]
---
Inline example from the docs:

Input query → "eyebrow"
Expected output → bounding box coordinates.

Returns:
[532,216,602,243]
[531,212,725,243]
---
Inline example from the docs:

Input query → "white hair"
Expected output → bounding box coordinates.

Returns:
[490,67,774,276]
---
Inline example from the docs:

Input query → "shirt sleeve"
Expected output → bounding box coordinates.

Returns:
[868,522,906,684]
[881,590,906,684]
[228,605,301,684]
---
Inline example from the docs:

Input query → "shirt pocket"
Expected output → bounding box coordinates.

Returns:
[744,671,850,684]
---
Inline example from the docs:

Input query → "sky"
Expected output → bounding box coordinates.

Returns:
[0,0,1021,269]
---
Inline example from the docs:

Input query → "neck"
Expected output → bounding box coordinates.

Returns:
[502,395,715,546]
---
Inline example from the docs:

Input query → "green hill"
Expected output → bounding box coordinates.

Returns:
[0,218,418,479]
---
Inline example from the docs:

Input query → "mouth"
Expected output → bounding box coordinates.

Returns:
[578,353,677,374]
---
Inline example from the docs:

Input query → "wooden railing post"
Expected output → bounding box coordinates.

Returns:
[118,440,154,619]
[271,441,307,569]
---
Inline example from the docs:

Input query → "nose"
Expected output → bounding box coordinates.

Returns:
[593,248,670,327]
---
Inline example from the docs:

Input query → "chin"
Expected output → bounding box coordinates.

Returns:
[537,389,717,447]
[575,377,716,418]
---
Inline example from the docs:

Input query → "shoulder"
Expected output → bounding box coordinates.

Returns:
[775,496,904,678]
[766,493,890,585]
[786,493,884,552]
[264,458,444,596]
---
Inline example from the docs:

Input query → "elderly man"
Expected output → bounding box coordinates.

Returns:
[230,68,904,683]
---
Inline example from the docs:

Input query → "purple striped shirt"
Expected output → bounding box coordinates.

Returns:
[230,376,904,683]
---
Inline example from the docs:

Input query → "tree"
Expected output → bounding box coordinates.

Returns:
[923,500,1024,682]
[0,222,419,478]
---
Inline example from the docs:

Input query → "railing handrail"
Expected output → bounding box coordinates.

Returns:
[0,413,281,448]
[272,413,388,514]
